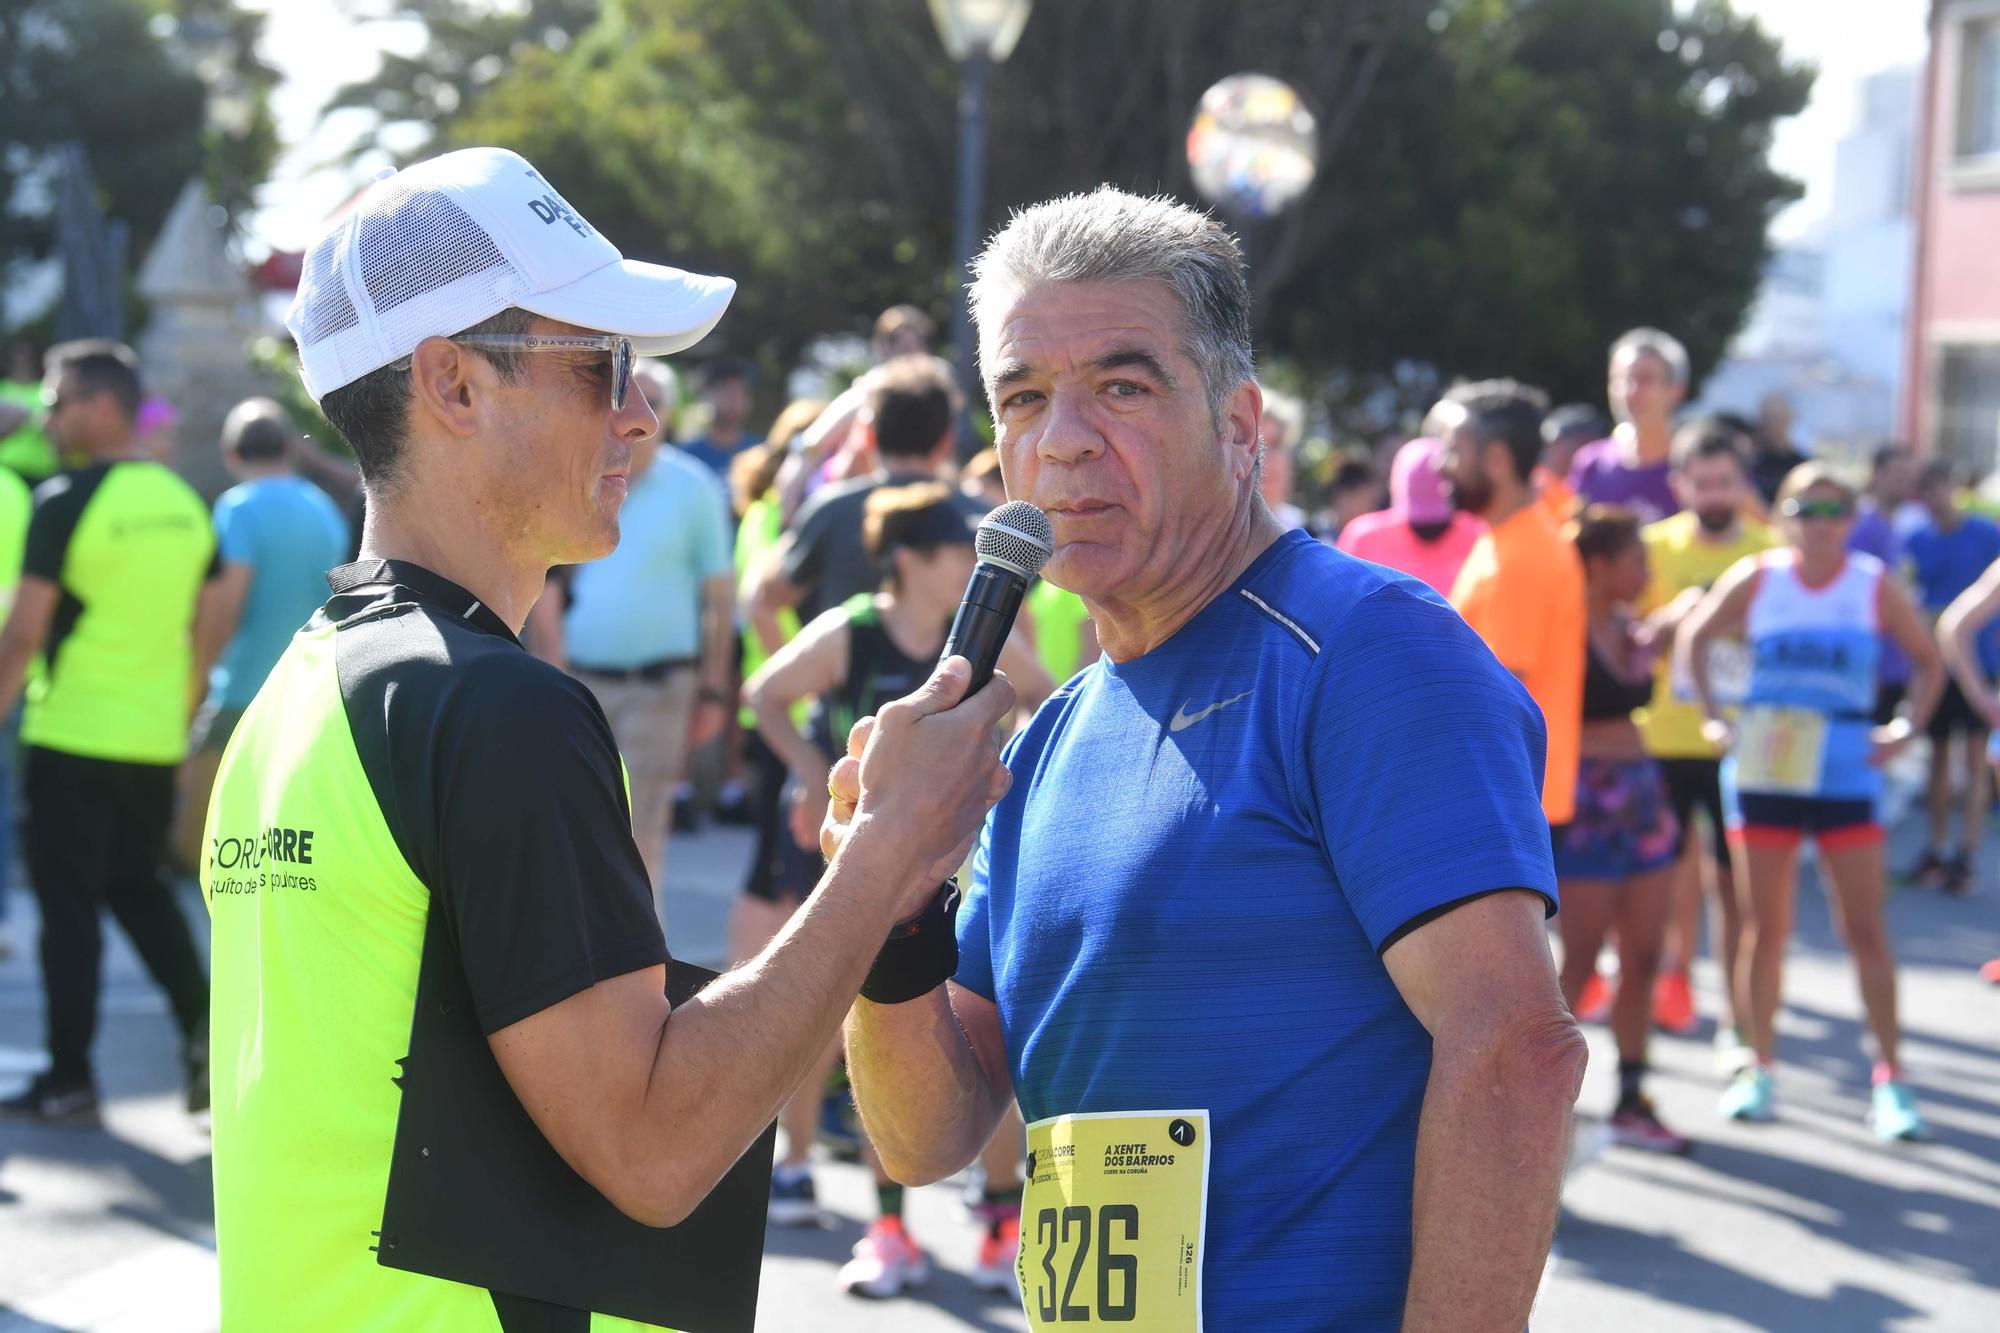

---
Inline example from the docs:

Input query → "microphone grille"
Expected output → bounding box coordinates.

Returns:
[976,501,1054,578]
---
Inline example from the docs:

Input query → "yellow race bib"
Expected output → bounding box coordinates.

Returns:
[1019,1109,1210,1331]
[1735,705,1829,794]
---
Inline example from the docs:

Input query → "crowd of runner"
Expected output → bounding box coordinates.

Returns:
[0,298,1995,1307]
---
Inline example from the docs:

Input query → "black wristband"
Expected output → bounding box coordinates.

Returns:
[859,879,960,1004]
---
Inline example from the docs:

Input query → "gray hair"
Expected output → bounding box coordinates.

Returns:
[1609,327,1690,387]
[969,187,1254,423]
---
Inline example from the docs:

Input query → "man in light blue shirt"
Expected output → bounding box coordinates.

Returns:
[173,398,349,871]
[530,361,736,891]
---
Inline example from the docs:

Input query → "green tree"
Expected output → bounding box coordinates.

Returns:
[335,0,1808,408]
[0,0,205,306]
[324,0,599,155]
[0,0,282,327]
[1264,0,1813,407]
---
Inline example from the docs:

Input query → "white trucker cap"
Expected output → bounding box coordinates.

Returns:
[286,147,736,402]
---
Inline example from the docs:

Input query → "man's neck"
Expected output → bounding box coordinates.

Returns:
[78,434,143,464]
[358,490,547,635]
[232,462,292,484]
[1693,517,1743,547]
[1616,421,1671,467]
[706,423,743,449]
[1480,479,1535,530]
[1087,497,1284,663]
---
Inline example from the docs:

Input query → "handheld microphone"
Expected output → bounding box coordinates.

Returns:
[943,501,1054,693]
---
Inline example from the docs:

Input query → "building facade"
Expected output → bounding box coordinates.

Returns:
[1904,0,2000,473]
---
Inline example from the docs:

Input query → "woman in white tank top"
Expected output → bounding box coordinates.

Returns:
[1679,464,1943,1141]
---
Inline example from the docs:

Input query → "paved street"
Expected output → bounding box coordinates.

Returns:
[2,805,1997,1331]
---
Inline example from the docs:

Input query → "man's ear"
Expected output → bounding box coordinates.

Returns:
[409,337,482,439]
[1223,379,1263,482]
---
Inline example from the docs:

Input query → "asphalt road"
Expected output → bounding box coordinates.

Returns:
[2,805,1997,1332]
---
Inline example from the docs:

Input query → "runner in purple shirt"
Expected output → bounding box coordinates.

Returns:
[1567,328,1688,524]
[1850,444,1920,721]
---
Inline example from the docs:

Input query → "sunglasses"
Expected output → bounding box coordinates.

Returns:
[1778,497,1854,521]
[450,333,638,412]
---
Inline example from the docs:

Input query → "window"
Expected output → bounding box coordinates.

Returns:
[1960,17,2000,159]
[1937,345,2000,479]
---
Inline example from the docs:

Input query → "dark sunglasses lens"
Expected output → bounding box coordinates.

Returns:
[613,339,634,412]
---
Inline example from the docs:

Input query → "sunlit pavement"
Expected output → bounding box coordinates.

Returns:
[2,792,1996,1331]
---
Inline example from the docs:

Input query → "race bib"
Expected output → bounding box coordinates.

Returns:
[1735,706,1828,794]
[1019,1109,1210,1332]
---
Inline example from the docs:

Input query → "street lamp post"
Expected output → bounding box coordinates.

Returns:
[928,0,1032,434]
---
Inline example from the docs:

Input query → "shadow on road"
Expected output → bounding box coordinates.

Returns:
[1557,1211,1925,1331]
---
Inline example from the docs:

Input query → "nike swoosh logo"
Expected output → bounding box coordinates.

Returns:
[1169,690,1253,733]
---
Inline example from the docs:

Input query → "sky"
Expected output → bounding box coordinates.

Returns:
[245,0,1934,255]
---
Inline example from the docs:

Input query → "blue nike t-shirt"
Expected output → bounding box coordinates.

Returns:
[956,529,1557,1329]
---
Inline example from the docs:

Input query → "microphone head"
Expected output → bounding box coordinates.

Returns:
[976,501,1054,579]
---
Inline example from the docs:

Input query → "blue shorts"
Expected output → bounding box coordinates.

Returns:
[1552,757,1681,881]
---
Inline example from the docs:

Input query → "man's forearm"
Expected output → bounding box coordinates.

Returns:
[846,983,1009,1185]
[698,582,733,692]
[0,637,34,724]
[635,820,936,1220]
[1401,1020,1585,1332]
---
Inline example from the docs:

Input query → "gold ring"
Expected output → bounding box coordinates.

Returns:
[827,776,841,801]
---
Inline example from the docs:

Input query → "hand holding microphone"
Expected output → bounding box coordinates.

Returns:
[822,503,1054,907]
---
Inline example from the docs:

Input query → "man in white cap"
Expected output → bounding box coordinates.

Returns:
[200,147,1013,1328]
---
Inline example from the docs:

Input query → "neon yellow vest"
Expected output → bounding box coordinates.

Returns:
[202,622,665,1331]
[25,461,213,764]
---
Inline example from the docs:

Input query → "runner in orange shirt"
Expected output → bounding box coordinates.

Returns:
[1439,380,1587,827]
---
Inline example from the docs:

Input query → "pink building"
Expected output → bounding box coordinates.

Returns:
[1904,0,2000,468]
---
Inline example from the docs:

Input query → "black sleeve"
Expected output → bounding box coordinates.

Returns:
[430,656,667,1033]
[22,472,100,583]
[342,618,667,1034]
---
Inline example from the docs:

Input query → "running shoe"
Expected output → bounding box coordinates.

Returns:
[837,1216,929,1298]
[1574,971,1612,1024]
[1869,1080,1925,1142]
[1942,853,1974,897]
[0,1072,101,1127]
[1610,1095,1693,1155]
[1982,958,2000,985]
[1719,1066,1776,1123]
[1653,970,1699,1036]
[768,1163,821,1226]
[971,1210,1022,1295]
[1713,1026,1754,1076]
[1902,848,1948,890]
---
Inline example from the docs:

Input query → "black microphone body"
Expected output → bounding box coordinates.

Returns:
[942,561,1029,694]
[942,501,1054,693]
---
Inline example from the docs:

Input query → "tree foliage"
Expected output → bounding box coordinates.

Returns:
[0,0,282,325]
[1,0,204,300]
[331,0,1810,410]
[1267,0,1813,406]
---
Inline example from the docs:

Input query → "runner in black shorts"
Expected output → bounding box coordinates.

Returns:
[735,483,1047,1291]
